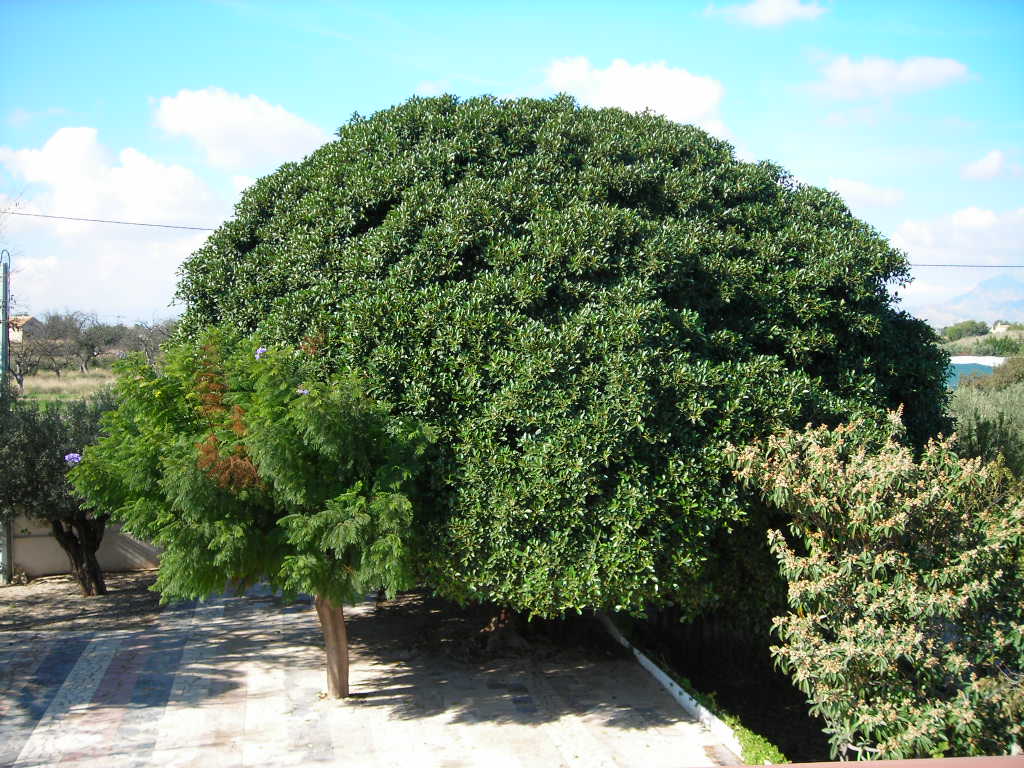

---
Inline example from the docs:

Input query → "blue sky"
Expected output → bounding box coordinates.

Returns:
[1,0,1021,325]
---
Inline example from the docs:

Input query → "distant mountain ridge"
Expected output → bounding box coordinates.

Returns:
[905,274,1024,327]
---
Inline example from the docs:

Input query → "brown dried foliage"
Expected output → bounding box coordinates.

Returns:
[193,342,263,492]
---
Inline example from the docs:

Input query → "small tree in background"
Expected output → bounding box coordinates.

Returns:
[0,390,117,595]
[729,413,1024,759]
[943,319,989,342]
[125,318,177,366]
[72,327,434,697]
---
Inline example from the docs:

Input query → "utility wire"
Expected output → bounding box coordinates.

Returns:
[911,263,1024,268]
[2,210,216,231]
[2,209,1023,268]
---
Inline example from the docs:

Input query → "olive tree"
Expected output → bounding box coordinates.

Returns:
[173,95,948,619]
[0,391,116,594]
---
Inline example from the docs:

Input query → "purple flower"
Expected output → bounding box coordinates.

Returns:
[64,452,82,465]
[255,346,267,360]
[296,388,310,395]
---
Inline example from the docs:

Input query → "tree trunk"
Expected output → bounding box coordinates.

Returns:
[50,515,108,596]
[315,595,349,698]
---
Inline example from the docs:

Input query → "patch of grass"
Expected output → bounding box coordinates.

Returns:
[21,369,116,401]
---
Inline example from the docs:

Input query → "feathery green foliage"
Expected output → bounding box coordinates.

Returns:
[71,328,433,606]
[730,413,1024,759]
[173,95,949,618]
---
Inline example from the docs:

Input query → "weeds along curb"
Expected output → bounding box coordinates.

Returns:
[597,613,746,761]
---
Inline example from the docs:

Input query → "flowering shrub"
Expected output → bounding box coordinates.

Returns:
[728,413,1024,758]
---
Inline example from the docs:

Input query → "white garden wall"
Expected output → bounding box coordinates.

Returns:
[11,515,160,577]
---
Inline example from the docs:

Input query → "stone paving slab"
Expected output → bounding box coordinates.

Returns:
[0,589,727,767]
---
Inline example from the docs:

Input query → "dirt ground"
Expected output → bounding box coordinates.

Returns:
[0,570,162,632]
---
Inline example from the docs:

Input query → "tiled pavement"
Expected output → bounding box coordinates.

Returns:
[1,589,728,767]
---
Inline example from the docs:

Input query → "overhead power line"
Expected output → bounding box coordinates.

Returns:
[2,209,1023,268]
[911,263,1024,268]
[2,210,216,231]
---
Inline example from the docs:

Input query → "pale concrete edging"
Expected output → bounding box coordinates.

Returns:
[598,612,746,760]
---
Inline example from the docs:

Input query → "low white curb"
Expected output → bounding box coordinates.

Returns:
[598,613,746,761]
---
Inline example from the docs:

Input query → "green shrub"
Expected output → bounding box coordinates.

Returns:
[0,388,117,594]
[729,413,1024,759]
[949,380,1024,478]
[173,94,949,618]
[972,335,1023,356]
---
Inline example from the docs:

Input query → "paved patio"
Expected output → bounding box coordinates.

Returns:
[1,588,733,767]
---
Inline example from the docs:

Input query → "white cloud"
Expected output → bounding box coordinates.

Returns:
[962,149,1005,180]
[891,207,1024,322]
[544,57,727,137]
[827,177,904,207]
[815,55,968,100]
[951,206,998,230]
[0,126,228,321]
[707,0,825,26]
[155,87,329,172]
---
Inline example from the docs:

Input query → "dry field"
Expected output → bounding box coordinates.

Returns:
[20,368,116,401]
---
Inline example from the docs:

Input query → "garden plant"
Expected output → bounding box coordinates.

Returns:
[75,94,952,708]
[0,390,117,595]
[730,412,1024,758]
[173,94,948,621]
[72,329,432,696]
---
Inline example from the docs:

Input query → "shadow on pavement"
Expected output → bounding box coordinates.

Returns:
[340,590,690,731]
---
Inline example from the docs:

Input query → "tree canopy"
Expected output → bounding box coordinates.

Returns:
[174,94,949,618]
[72,330,432,606]
[0,391,116,594]
[943,319,989,341]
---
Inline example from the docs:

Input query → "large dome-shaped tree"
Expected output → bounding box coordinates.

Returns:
[176,95,948,618]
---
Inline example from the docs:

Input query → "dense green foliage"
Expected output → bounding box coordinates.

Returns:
[950,358,1024,478]
[972,335,1023,356]
[942,319,988,341]
[174,95,948,618]
[730,414,1024,759]
[71,329,433,606]
[0,390,117,594]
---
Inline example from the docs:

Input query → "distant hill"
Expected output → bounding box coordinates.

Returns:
[905,274,1024,327]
